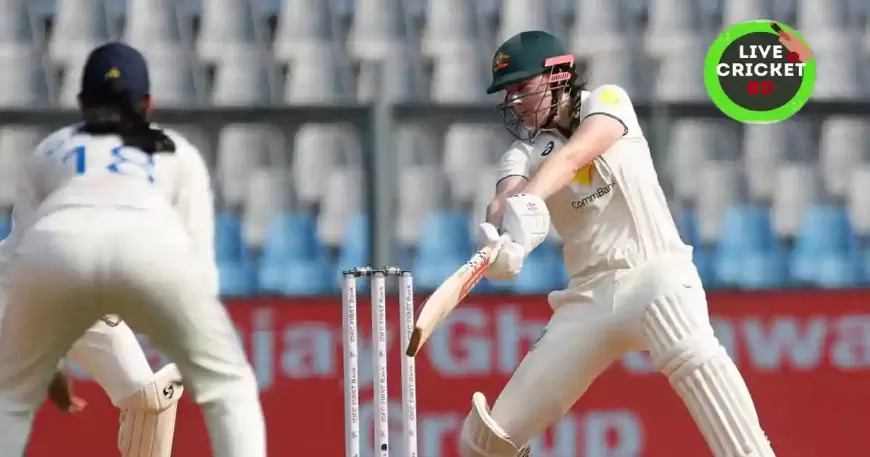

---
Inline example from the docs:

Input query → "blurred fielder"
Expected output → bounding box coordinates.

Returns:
[462,31,775,457]
[0,42,266,457]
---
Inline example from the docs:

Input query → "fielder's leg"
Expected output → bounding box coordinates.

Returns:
[68,319,182,457]
[644,283,775,457]
[120,296,264,457]
[460,300,635,457]
[66,319,156,406]
[117,363,184,457]
[0,239,103,455]
[107,231,266,457]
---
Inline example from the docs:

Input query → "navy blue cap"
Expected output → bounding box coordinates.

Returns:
[80,42,150,98]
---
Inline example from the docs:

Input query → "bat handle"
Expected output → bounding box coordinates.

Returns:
[406,329,423,357]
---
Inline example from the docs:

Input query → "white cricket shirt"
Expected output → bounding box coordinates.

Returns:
[496,85,692,285]
[0,124,218,296]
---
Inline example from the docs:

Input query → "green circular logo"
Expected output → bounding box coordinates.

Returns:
[704,20,815,124]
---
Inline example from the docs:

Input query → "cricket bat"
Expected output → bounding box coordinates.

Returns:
[405,237,507,357]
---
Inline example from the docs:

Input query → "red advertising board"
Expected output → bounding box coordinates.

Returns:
[25,290,870,456]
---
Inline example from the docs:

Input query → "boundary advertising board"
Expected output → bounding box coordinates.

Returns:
[26,290,870,456]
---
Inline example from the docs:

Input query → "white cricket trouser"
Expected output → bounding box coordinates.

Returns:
[485,256,774,457]
[0,208,266,457]
[0,279,155,407]
[67,319,156,406]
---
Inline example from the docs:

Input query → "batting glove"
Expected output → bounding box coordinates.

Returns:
[477,222,525,281]
[47,370,87,415]
[501,194,550,255]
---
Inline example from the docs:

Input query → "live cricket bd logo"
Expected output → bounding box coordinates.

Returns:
[704,20,816,123]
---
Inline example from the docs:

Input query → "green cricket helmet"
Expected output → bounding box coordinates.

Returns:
[487,31,580,141]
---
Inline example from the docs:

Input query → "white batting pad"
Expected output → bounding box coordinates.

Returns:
[460,392,528,457]
[644,294,775,457]
[118,363,184,457]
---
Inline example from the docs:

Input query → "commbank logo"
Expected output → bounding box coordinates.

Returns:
[572,183,617,209]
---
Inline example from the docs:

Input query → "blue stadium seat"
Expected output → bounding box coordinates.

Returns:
[692,248,717,288]
[714,205,778,288]
[290,259,336,295]
[513,250,563,293]
[558,257,570,285]
[536,241,561,259]
[789,248,815,285]
[397,247,415,272]
[713,250,743,287]
[214,212,244,262]
[258,261,285,294]
[675,207,700,247]
[219,261,258,297]
[864,249,870,283]
[792,205,856,285]
[418,211,472,257]
[474,280,496,293]
[791,250,865,288]
[795,205,854,255]
[257,212,333,294]
[262,212,322,262]
[483,278,515,292]
[718,205,775,253]
[739,250,789,289]
[342,213,370,259]
[412,252,468,290]
[259,258,335,296]
[338,247,369,272]
[814,253,864,288]
[0,214,10,240]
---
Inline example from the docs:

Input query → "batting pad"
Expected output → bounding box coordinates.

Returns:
[644,295,775,457]
[460,392,529,457]
[118,363,184,457]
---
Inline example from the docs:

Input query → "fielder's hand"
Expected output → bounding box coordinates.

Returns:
[477,223,525,281]
[47,370,87,415]
[501,193,550,255]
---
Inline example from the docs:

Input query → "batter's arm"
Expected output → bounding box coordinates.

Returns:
[523,85,630,200]
[488,142,533,227]
[486,176,528,227]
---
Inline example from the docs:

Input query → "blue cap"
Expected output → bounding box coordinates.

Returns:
[80,42,150,98]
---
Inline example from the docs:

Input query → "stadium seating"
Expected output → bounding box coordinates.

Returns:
[0,0,867,295]
[0,213,11,240]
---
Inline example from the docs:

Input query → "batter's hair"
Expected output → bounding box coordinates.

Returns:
[78,88,176,155]
[565,61,589,133]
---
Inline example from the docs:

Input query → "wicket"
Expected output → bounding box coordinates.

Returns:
[341,266,418,457]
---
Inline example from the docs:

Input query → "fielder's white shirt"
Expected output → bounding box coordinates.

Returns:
[0,124,219,296]
[497,84,692,285]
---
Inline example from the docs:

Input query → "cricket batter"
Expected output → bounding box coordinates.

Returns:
[464,31,775,457]
[0,42,266,457]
